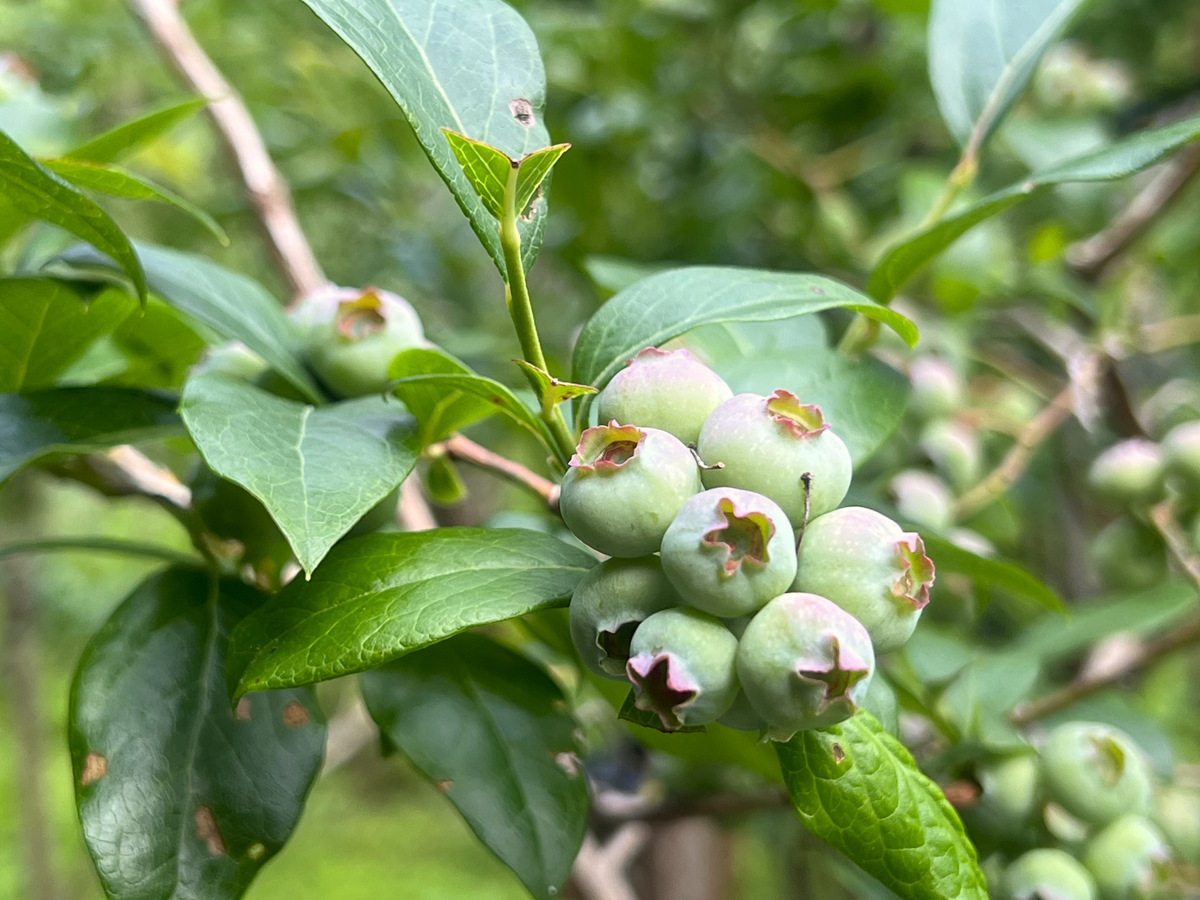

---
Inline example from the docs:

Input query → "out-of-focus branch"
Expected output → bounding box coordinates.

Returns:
[1010,502,1200,726]
[1068,143,1200,283]
[592,788,789,824]
[569,825,649,900]
[953,385,1076,520]
[1140,314,1200,355]
[126,0,326,302]
[436,434,560,509]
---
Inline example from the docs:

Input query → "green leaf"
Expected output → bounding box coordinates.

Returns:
[66,97,207,163]
[296,0,553,276]
[0,279,137,391]
[180,374,421,575]
[71,567,325,900]
[0,387,182,484]
[928,0,1090,151]
[361,634,589,900]
[868,114,1200,302]
[513,360,596,412]
[227,528,598,695]
[617,689,706,734]
[571,266,917,427]
[938,651,1039,750]
[682,318,908,467]
[44,158,228,244]
[776,711,988,900]
[60,242,322,403]
[444,131,569,222]
[0,126,147,300]
[425,452,468,504]
[103,298,207,389]
[920,534,1063,613]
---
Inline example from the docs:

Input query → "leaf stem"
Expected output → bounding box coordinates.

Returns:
[921,152,978,230]
[500,166,577,463]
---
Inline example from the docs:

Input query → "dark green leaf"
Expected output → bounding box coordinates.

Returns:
[296,0,553,275]
[103,298,207,389]
[392,373,554,451]
[227,528,598,695]
[928,0,1089,150]
[66,98,207,163]
[682,318,908,466]
[0,126,147,300]
[0,387,182,484]
[44,158,227,244]
[571,266,918,427]
[921,534,1063,612]
[180,374,421,575]
[0,279,136,391]
[361,634,589,900]
[71,567,325,900]
[868,115,1200,302]
[777,711,988,900]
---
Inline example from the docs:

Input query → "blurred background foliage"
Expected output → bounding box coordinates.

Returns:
[4,0,1200,896]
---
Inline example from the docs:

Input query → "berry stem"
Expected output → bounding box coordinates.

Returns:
[500,166,577,464]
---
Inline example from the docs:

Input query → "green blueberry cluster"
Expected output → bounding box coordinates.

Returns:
[563,346,937,740]
[982,722,1184,900]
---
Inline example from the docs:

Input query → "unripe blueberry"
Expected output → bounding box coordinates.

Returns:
[1162,421,1200,488]
[1083,815,1170,900]
[194,341,268,382]
[559,423,700,557]
[626,607,739,729]
[696,390,852,526]
[292,285,426,399]
[596,347,732,446]
[1003,849,1097,900]
[1040,722,1152,826]
[890,469,954,532]
[910,356,964,419]
[661,488,796,618]
[980,755,1041,828]
[1087,440,1166,507]
[735,592,875,741]
[792,507,934,653]
[1153,786,1200,865]
[919,419,982,490]
[1089,518,1167,592]
[569,556,680,679]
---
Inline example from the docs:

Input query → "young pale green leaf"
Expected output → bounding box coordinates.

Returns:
[514,144,569,219]
[60,242,322,403]
[180,374,421,575]
[297,0,552,276]
[65,97,207,163]
[0,387,182,484]
[513,360,596,413]
[43,158,228,243]
[869,114,1200,302]
[0,127,147,301]
[71,567,325,900]
[444,130,570,222]
[571,266,917,426]
[920,534,1063,613]
[776,711,988,900]
[227,528,598,695]
[0,279,137,391]
[361,634,589,900]
[928,0,1090,152]
[682,318,908,467]
[425,452,468,504]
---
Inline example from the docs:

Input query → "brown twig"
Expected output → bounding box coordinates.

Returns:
[953,385,1076,520]
[438,434,560,508]
[592,788,790,825]
[126,0,326,302]
[1068,143,1200,283]
[1010,502,1200,726]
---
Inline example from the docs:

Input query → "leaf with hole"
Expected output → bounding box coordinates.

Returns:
[361,634,589,900]
[71,567,325,900]
[180,374,421,575]
[227,528,598,695]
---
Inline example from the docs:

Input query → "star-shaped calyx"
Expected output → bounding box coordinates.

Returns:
[334,289,387,341]
[765,389,830,439]
[891,533,935,610]
[569,422,645,472]
[627,653,697,730]
[596,620,639,665]
[701,496,775,576]
[796,636,870,714]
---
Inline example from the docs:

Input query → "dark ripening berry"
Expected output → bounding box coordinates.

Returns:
[1083,815,1170,900]
[596,346,732,445]
[660,487,796,618]
[292,285,426,399]
[697,390,852,526]
[735,592,875,741]
[568,556,680,680]
[1003,849,1097,900]
[793,507,934,653]
[626,607,739,729]
[559,422,701,557]
[1087,439,1166,506]
[1040,722,1152,826]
